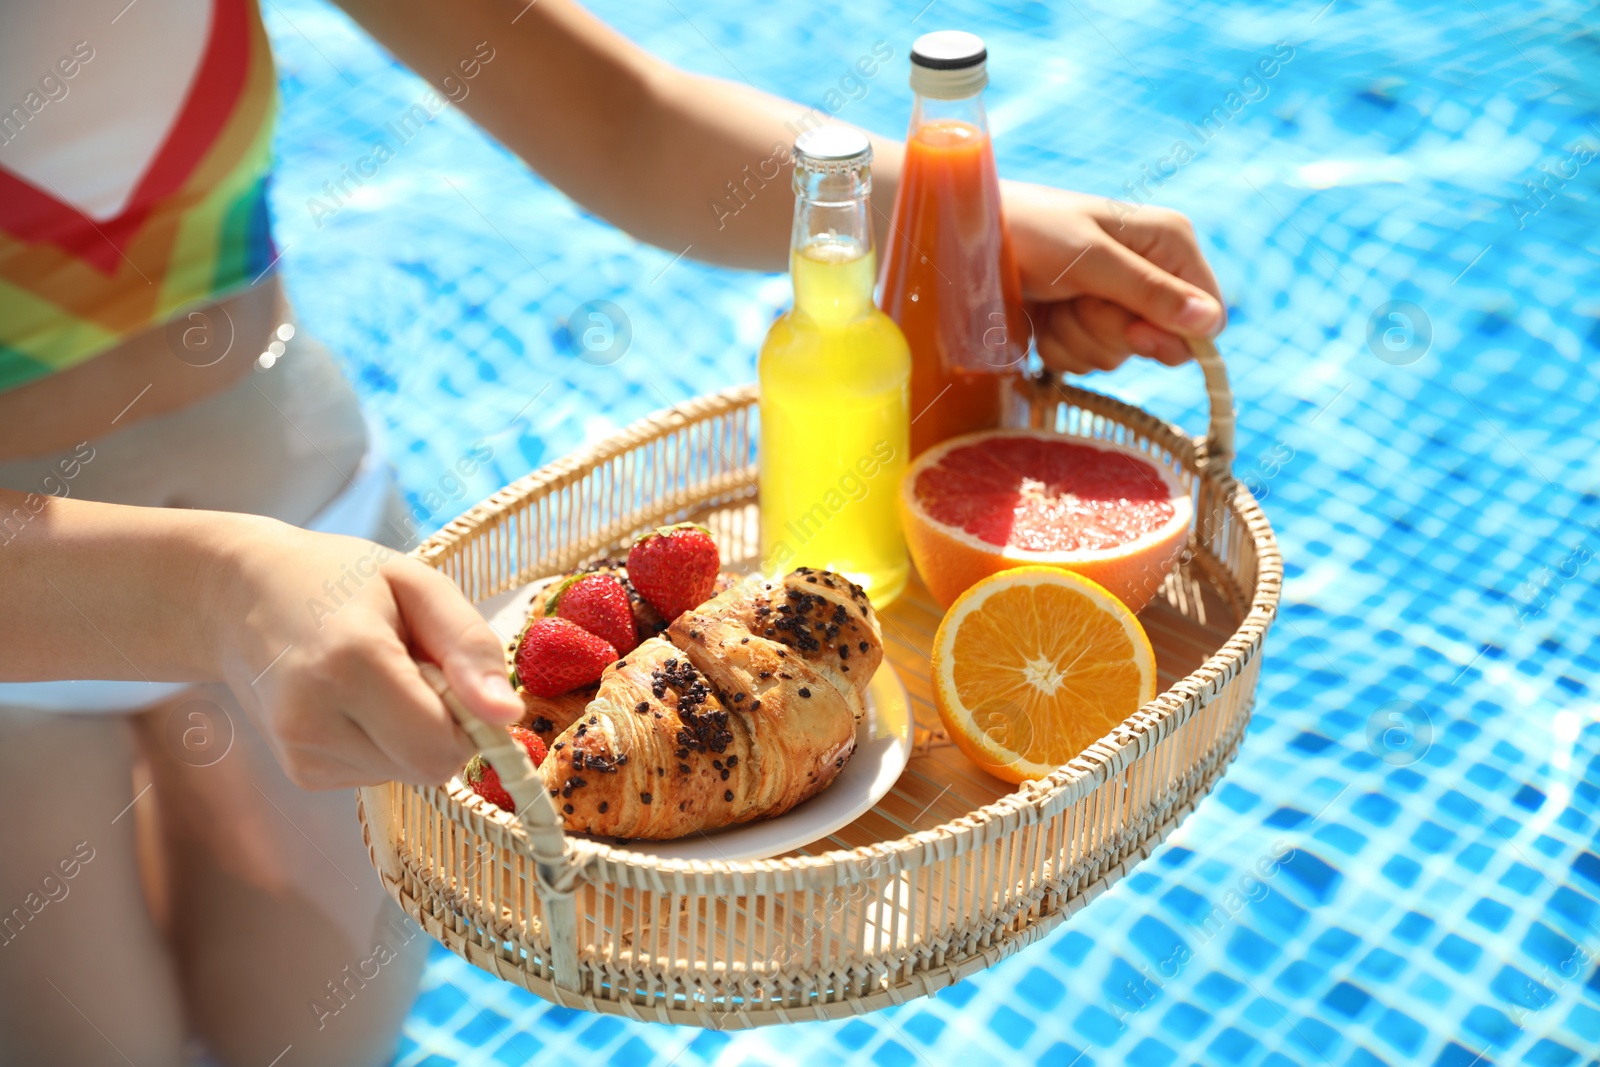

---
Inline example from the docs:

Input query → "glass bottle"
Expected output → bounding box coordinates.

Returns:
[759,126,911,607]
[879,30,1030,458]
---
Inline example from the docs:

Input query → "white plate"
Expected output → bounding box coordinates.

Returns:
[478,580,913,862]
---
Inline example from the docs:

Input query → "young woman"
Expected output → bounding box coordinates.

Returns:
[0,1,1225,1064]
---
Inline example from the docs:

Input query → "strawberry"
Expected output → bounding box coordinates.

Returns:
[514,617,616,697]
[626,523,720,620]
[546,573,638,653]
[464,724,549,812]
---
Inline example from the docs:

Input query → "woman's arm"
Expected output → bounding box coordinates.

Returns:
[335,0,1226,369]
[0,489,521,787]
[333,0,812,271]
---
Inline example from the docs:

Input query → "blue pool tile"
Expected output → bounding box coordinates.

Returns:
[1206,1026,1259,1065]
[1250,889,1310,937]
[1309,926,1362,963]
[1557,806,1590,834]
[412,983,468,1026]
[1264,806,1310,829]
[1217,783,1261,813]
[493,1037,546,1066]
[1525,1037,1581,1067]
[1159,846,1195,869]
[871,1038,918,1067]
[1127,1037,1177,1067]
[1572,852,1600,890]
[1434,933,1484,973]
[682,1032,731,1063]
[1373,1008,1428,1057]
[1073,1006,1125,1048]
[1322,981,1374,1020]
[992,1005,1037,1049]
[1497,857,1548,895]
[1355,948,1406,983]
[1241,996,1281,1029]
[1312,821,1369,855]
[1411,820,1458,854]
[934,980,979,1008]
[1289,731,1336,755]
[1392,911,1436,945]
[836,1020,875,1051]
[1490,964,1554,1010]
[1037,1044,1089,1067]
[1224,927,1281,974]
[1017,967,1067,1012]
[1436,790,1484,825]
[1160,885,1213,926]
[1409,973,1454,1006]
[576,1015,624,1050]
[1128,916,1188,970]
[1161,1001,1211,1041]
[1516,927,1580,979]
[1106,958,1161,1012]
[1195,972,1247,1011]
[1050,931,1095,968]
[1278,849,1343,905]
[535,1005,585,1031]
[1274,960,1325,997]
[457,1009,512,1046]
[1464,763,1508,792]
[1510,783,1548,809]
[609,1038,654,1066]
[1466,897,1513,932]
[1381,855,1423,889]
[901,1012,943,1046]
[1431,1042,1490,1067]
[1387,769,1428,794]
[1462,1004,1520,1049]
[1345,1047,1392,1067]
[1287,1016,1342,1059]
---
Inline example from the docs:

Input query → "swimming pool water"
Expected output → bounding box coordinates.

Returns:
[263,1,1600,1062]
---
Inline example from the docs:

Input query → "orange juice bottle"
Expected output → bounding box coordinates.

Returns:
[880,31,1030,457]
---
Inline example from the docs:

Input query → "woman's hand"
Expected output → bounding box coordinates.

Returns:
[1003,182,1227,374]
[206,517,522,789]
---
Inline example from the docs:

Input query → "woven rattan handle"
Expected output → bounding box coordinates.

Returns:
[1186,334,1235,470]
[416,662,584,991]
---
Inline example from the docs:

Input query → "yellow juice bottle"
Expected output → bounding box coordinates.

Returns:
[759,126,911,607]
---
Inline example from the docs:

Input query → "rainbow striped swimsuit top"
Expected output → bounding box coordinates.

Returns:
[0,0,277,390]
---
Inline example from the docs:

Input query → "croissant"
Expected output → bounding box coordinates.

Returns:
[517,687,594,744]
[537,568,882,839]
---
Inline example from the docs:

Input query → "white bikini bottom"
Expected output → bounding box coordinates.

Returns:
[0,334,402,714]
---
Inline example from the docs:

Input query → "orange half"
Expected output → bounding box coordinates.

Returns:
[932,566,1158,783]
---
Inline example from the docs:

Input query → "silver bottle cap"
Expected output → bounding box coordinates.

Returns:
[793,125,873,174]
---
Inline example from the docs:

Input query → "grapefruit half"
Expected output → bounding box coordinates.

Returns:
[900,429,1192,611]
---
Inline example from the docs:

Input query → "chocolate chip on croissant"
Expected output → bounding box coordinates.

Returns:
[537,568,881,840]
[517,687,593,742]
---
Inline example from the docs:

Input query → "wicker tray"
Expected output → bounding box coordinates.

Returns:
[357,338,1281,1027]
